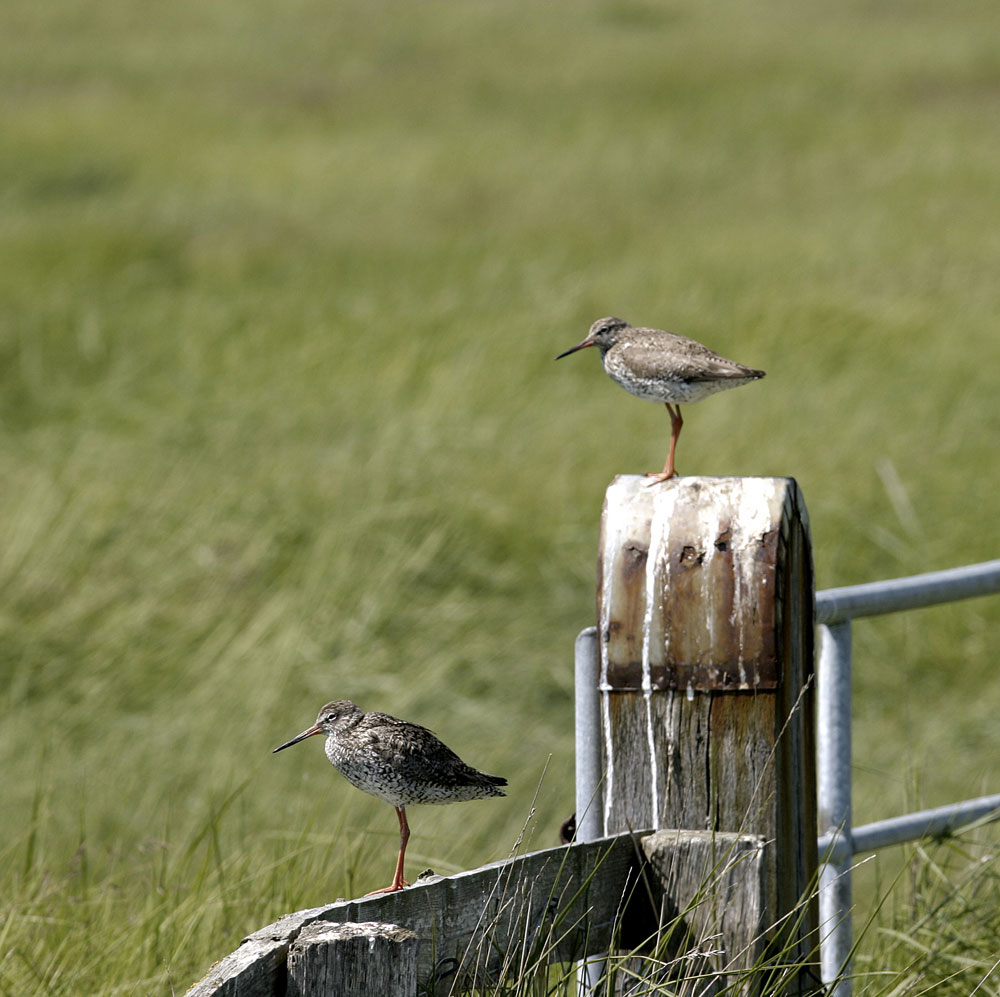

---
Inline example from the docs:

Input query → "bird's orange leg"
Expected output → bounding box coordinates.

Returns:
[364,807,411,895]
[645,404,683,483]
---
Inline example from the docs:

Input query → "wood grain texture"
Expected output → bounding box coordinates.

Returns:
[182,928,298,997]
[641,830,768,982]
[286,922,417,997]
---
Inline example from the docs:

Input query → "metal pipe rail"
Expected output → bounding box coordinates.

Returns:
[818,792,1000,866]
[816,558,1000,625]
[816,559,1000,997]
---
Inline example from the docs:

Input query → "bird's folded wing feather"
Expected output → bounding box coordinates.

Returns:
[363,716,474,784]
[625,336,759,382]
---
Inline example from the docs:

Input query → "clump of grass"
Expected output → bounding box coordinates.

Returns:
[851,834,1000,996]
[0,779,366,996]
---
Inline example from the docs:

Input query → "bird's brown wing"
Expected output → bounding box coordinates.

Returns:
[361,714,485,787]
[626,332,764,382]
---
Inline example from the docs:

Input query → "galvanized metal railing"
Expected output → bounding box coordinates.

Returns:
[816,559,1000,996]
[574,559,1000,996]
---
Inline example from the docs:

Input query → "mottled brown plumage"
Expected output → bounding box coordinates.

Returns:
[556,317,765,480]
[273,700,506,893]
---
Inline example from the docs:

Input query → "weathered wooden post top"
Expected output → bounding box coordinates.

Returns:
[590,474,817,977]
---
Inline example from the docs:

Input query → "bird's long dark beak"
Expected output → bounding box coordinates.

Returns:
[554,336,596,360]
[272,722,324,753]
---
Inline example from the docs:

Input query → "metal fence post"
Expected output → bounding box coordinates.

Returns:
[818,621,853,996]
[574,626,605,997]
[575,626,603,843]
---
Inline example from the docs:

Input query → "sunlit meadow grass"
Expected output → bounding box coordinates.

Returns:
[1,0,999,992]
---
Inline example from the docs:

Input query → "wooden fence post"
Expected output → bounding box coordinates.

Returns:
[286,922,418,997]
[596,475,817,985]
[641,830,768,979]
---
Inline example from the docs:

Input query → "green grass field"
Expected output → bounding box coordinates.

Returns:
[2,0,999,992]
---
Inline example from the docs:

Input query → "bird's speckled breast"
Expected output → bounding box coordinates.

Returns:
[325,735,406,805]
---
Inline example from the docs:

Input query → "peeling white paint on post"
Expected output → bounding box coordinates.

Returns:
[642,692,659,829]
[729,478,782,684]
[599,695,613,836]
[641,486,680,830]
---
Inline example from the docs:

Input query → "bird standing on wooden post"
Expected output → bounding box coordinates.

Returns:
[273,700,507,895]
[555,317,766,481]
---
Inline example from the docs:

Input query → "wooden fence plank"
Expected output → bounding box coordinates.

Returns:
[183,907,343,997]
[184,832,655,997]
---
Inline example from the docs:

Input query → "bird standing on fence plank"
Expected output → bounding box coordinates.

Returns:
[273,700,507,894]
[555,317,766,481]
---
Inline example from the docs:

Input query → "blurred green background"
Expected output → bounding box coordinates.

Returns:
[2,0,999,992]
